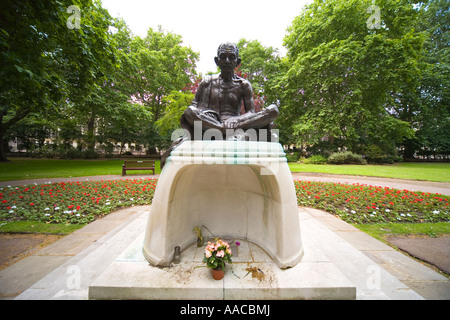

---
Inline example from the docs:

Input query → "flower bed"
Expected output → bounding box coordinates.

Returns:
[1,178,448,226]
[295,180,449,224]
[0,178,157,224]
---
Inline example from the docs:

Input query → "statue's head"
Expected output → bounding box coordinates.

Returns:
[215,42,241,72]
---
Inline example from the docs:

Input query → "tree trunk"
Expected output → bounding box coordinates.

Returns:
[87,112,96,151]
[0,128,9,162]
[0,108,31,162]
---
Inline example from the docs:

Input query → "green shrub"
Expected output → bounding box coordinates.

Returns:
[327,151,367,165]
[363,145,401,164]
[303,155,328,164]
[60,146,82,159]
[286,151,300,162]
[82,149,99,159]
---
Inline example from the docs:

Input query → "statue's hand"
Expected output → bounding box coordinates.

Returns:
[223,117,240,129]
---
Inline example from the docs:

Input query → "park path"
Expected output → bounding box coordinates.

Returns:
[1,172,449,195]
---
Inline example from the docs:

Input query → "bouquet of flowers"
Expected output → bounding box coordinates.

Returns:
[203,238,232,271]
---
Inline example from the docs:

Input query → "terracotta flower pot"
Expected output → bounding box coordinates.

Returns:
[211,268,224,280]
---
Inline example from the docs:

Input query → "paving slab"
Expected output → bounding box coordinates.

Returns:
[0,206,150,300]
[89,233,356,300]
[302,207,450,300]
[0,203,447,300]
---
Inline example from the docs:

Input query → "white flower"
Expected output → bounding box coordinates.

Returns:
[54,207,60,210]
[9,210,14,213]
[11,205,16,209]
[351,210,356,214]
[76,214,80,217]
[385,209,390,212]
[432,210,440,215]
[45,213,50,216]
[44,208,50,211]
[400,213,405,217]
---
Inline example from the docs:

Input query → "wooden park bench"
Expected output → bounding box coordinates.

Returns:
[122,160,155,176]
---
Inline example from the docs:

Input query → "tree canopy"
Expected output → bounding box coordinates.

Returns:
[0,0,447,162]
[0,0,198,160]
[280,0,432,158]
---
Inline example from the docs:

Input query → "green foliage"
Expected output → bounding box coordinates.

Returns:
[281,0,437,157]
[303,155,328,164]
[0,0,73,160]
[1,1,199,160]
[286,151,300,162]
[156,91,195,137]
[362,145,402,164]
[327,151,367,165]
[236,39,281,103]
[1,0,447,161]
[405,0,450,160]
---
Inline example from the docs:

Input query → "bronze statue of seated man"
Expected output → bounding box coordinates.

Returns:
[161,42,279,168]
[180,42,279,140]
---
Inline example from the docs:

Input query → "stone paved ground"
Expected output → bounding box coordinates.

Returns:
[1,173,449,280]
[0,234,63,271]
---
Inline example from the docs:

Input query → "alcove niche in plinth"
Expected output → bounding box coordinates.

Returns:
[142,140,304,269]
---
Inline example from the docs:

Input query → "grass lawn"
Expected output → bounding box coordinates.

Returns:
[0,220,85,234]
[0,158,448,182]
[289,162,450,182]
[0,158,161,182]
[353,222,450,243]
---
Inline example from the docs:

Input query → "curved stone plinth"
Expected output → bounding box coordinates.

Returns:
[142,141,303,269]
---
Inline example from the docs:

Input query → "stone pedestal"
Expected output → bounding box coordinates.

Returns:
[142,141,303,269]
